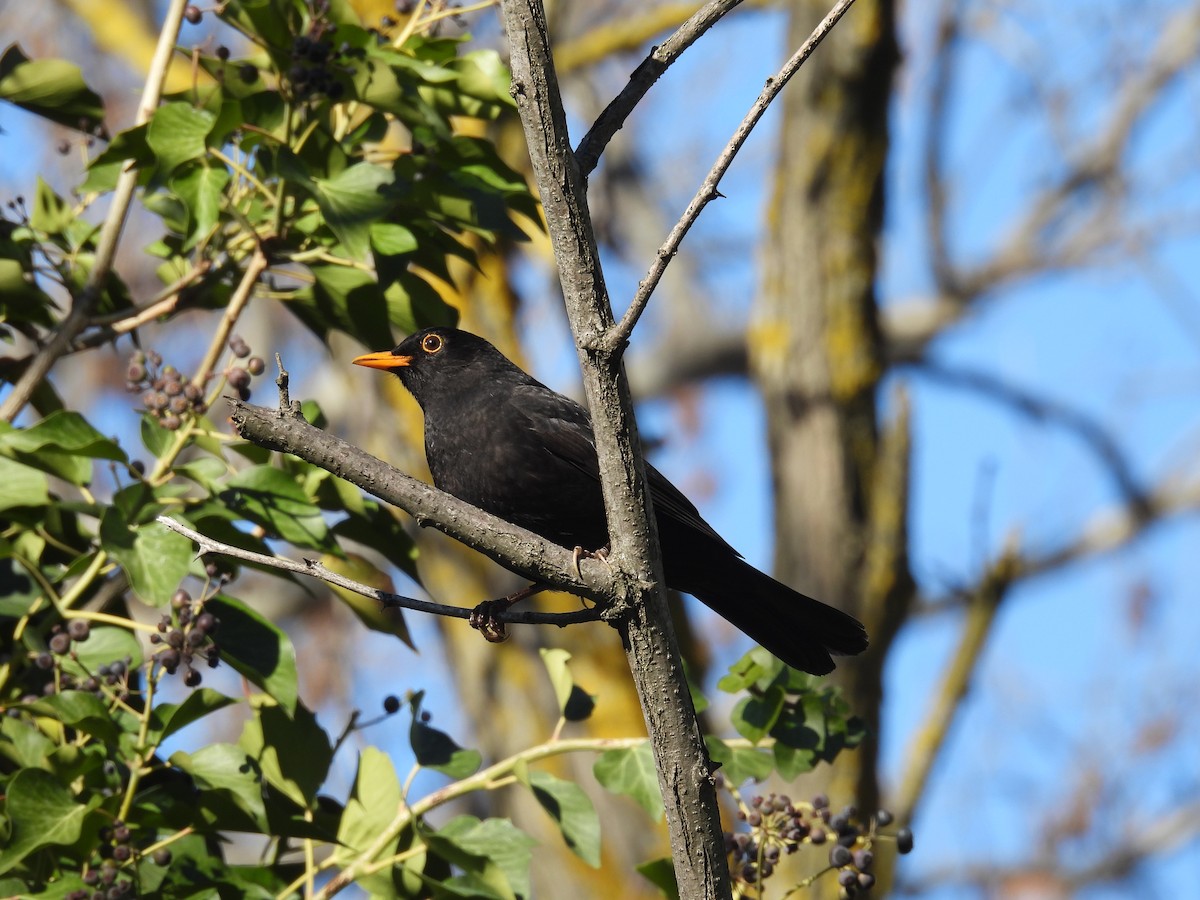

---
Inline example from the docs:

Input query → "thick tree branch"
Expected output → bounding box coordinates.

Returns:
[227,399,619,608]
[500,0,733,894]
[606,0,859,352]
[0,0,190,422]
[157,515,604,628]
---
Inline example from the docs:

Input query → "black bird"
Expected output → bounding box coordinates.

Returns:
[353,327,867,674]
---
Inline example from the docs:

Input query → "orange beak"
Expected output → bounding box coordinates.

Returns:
[352,351,412,370]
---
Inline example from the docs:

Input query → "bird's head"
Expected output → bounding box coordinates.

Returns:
[352,327,527,409]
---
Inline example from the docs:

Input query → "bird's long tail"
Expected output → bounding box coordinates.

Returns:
[666,549,868,676]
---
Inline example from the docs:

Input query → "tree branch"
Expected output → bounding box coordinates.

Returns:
[605,0,860,353]
[500,0,734,894]
[227,399,619,608]
[0,0,190,422]
[157,515,604,628]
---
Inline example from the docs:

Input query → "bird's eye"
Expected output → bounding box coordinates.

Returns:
[421,334,444,354]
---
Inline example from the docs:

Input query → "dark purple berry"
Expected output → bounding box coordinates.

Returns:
[184,668,202,687]
[813,793,829,810]
[167,630,184,649]
[854,849,874,870]
[195,612,216,634]
[857,872,875,889]
[830,844,852,867]
[896,827,913,854]
[383,695,401,714]
[875,809,893,827]
[162,414,181,431]
[50,633,71,655]
[216,46,230,62]
[227,367,251,389]
[153,848,172,865]
[838,869,858,888]
[112,844,131,862]
[184,5,202,24]
[230,336,250,358]
[247,356,265,375]
[239,64,258,83]
[130,460,145,476]
[68,619,90,641]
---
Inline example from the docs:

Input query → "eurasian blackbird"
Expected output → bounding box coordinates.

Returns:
[353,327,868,674]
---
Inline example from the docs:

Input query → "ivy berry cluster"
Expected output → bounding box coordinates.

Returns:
[149,589,221,688]
[721,786,913,898]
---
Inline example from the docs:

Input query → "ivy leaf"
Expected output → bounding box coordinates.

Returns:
[59,624,143,682]
[730,685,786,744]
[593,743,663,820]
[438,816,537,900]
[0,410,126,486]
[0,768,97,875]
[147,102,216,174]
[320,553,414,649]
[169,743,268,833]
[334,747,403,896]
[149,688,238,744]
[636,858,680,900]
[170,162,231,249]
[409,691,481,779]
[705,738,774,786]
[310,162,396,260]
[220,465,334,552]
[0,456,48,511]
[239,697,333,808]
[514,765,600,867]
[206,594,299,714]
[0,44,104,133]
[538,648,595,722]
[28,691,118,744]
[99,511,192,606]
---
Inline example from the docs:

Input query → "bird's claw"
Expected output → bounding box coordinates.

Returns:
[469,599,511,643]
[571,545,611,580]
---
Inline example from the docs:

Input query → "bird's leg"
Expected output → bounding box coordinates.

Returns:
[571,545,611,580]
[468,582,546,642]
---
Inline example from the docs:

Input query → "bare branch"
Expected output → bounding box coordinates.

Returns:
[157,516,603,628]
[0,0,191,422]
[605,0,859,353]
[575,0,748,175]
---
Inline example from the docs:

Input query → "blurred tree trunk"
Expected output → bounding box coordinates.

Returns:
[751,0,899,884]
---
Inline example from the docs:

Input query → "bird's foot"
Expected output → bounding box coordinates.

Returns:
[468,582,545,643]
[571,545,611,580]
[468,599,512,642]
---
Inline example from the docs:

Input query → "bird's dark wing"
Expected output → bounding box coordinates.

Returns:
[511,383,738,555]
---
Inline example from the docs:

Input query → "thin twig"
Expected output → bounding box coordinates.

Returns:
[190,248,268,390]
[0,0,191,422]
[574,0,748,175]
[605,0,859,353]
[158,515,603,628]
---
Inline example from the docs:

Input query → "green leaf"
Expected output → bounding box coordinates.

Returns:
[100,511,192,606]
[593,744,663,821]
[221,465,334,552]
[0,456,48,510]
[59,624,143,682]
[287,263,389,345]
[151,688,238,744]
[0,411,126,486]
[705,738,774,786]
[171,162,231,248]
[31,176,73,235]
[0,768,95,875]
[310,163,396,260]
[334,746,403,897]
[438,817,537,900]
[239,697,332,808]
[383,272,459,334]
[0,44,104,133]
[717,646,783,694]
[28,691,117,744]
[730,685,786,744]
[409,692,481,779]
[636,858,680,900]
[321,553,415,649]
[516,767,600,867]
[147,102,216,174]
[538,648,594,722]
[370,221,418,255]
[206,594,299,713]
[331,501,419,580]
[169,742,267,832]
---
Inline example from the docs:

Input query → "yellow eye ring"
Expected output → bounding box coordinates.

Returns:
[421,333,444,354]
